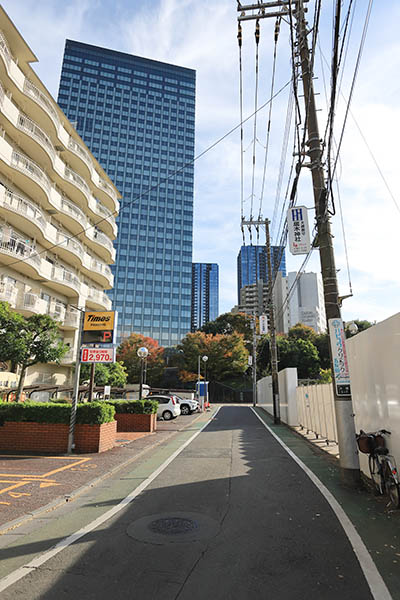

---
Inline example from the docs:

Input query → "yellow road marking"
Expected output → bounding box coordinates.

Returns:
[8,492,31,498]
[0,482,29,496]
[39,482,60,488]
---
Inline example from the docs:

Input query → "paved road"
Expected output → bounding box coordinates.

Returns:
[0,406,391,599]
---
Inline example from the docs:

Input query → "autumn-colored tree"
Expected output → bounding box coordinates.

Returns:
[288,323,317,344]
[177,331,249,382]
[116,333,165,386]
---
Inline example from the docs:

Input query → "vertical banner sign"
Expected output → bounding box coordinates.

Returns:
[287,206,311,255]
[259,314,268,335]
[328,318,351,397]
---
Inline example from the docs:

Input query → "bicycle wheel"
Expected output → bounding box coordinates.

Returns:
[383,462,400,509]
[368,454,384,495]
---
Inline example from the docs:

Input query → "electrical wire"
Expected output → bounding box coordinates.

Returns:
[238,21,246,243]
[249,19,261,243]
[257,16,281,221]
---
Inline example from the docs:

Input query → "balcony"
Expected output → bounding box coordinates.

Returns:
[90,258,114,288]
[0,31,12,68]
[23,78,60,134]
[0,189,47,239]
[63,309,80,329]
[17,292,48,315]
[11,150,51,196]
[97,176,119,212]
[68,136,93,176]
[48,302,66,322]
[17,112,56,163]
[64,165,90,199]
[0,234,43,279]
[86,227,115,263]
[55,231,84,268]
[50,266,80,297]
[0,282,17,306]
[91,198,117,238]
[86,287,112,311]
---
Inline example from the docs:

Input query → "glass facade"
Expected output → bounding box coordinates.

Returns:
[237,245,286,302]
[57,40,195,346]
[191,263,219,331]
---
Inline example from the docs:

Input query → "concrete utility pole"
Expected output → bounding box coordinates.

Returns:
[242,219,280,423]
[238,1,360,483]
[251,312,257,407]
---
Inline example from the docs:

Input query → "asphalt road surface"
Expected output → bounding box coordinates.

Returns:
[0,406,387,599]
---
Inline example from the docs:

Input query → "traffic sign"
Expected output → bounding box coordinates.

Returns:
[81,347,116,363]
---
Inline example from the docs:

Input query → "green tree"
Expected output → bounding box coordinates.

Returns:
[257,332,320,379]
[177,331,249,382]
[200,312,253,344]
[288,323,317,344]
[79,361,127,387]
[116,333,164,386]
[0,303,68,401]
[314,332,331,370]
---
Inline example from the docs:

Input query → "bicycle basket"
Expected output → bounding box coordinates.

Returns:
[356,432,385,454]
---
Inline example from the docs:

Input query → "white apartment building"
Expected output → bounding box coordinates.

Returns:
[287,271,326,333]
[0,8,120,386]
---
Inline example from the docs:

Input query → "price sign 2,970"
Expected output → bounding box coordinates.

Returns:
[81,348,115,363]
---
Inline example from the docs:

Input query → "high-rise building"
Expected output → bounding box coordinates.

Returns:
[287,271,326,333]
[191,263,219,331]
[0,8,119,386]
[237,244,286,303]
[57,41,195,346]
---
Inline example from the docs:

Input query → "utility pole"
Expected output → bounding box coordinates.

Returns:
[238,1,360,483]
[242,219,280,423]
[265,219,280,424]
[251,312,257,407]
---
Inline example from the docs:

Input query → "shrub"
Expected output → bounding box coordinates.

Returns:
[106,399,158,415]
[0,401,115,425]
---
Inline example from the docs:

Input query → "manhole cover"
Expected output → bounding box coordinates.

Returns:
[127,511,219,545]
[148,517,198,536]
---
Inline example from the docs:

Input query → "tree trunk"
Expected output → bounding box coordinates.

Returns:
[15,365,26,402]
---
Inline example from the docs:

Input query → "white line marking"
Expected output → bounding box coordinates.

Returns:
[251,408,392,600]
[0,408,220,593]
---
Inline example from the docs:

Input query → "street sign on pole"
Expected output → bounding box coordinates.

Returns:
[259,314,268,334]
[287,206,311,255]
[81,347,116,363]
[328,318,351,396]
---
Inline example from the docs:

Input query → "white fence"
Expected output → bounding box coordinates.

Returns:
[257,368,298,426]
[296,383,338,445]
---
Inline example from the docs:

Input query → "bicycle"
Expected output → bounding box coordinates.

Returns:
[356,429,400,509]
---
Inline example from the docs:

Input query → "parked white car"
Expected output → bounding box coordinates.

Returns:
[150,395,181,421]
[175,395,199,415]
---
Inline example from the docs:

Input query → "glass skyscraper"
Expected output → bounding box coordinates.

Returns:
[237,245,286,302]
[57,41,195,346]
[191,263,219,331]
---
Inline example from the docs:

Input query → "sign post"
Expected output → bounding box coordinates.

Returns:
[328,318,351,397]
[287,206,311,255]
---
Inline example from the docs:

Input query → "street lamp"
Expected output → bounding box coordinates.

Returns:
[202,355,208,411]
[137,346,149,399]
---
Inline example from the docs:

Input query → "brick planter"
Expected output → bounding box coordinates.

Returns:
[115,412,157,433]
[0,421,116,454]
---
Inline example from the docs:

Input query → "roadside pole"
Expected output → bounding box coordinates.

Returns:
[252,313,257,407]
[68,309,84,454]
[88,363,95,402]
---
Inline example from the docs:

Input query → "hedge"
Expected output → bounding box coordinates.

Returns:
[0,401,115,425]
[106,399,158,415]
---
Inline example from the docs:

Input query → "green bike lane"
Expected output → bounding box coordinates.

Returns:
[253,407,400,600]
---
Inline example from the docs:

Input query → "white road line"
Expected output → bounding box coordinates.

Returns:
[0,408,220,594]
[251,407,392,600]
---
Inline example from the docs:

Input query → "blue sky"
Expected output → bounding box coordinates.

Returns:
[3,0,400,325]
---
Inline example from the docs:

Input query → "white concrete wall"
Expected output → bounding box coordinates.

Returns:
[257,368,298,426]
[347,313,400,477]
